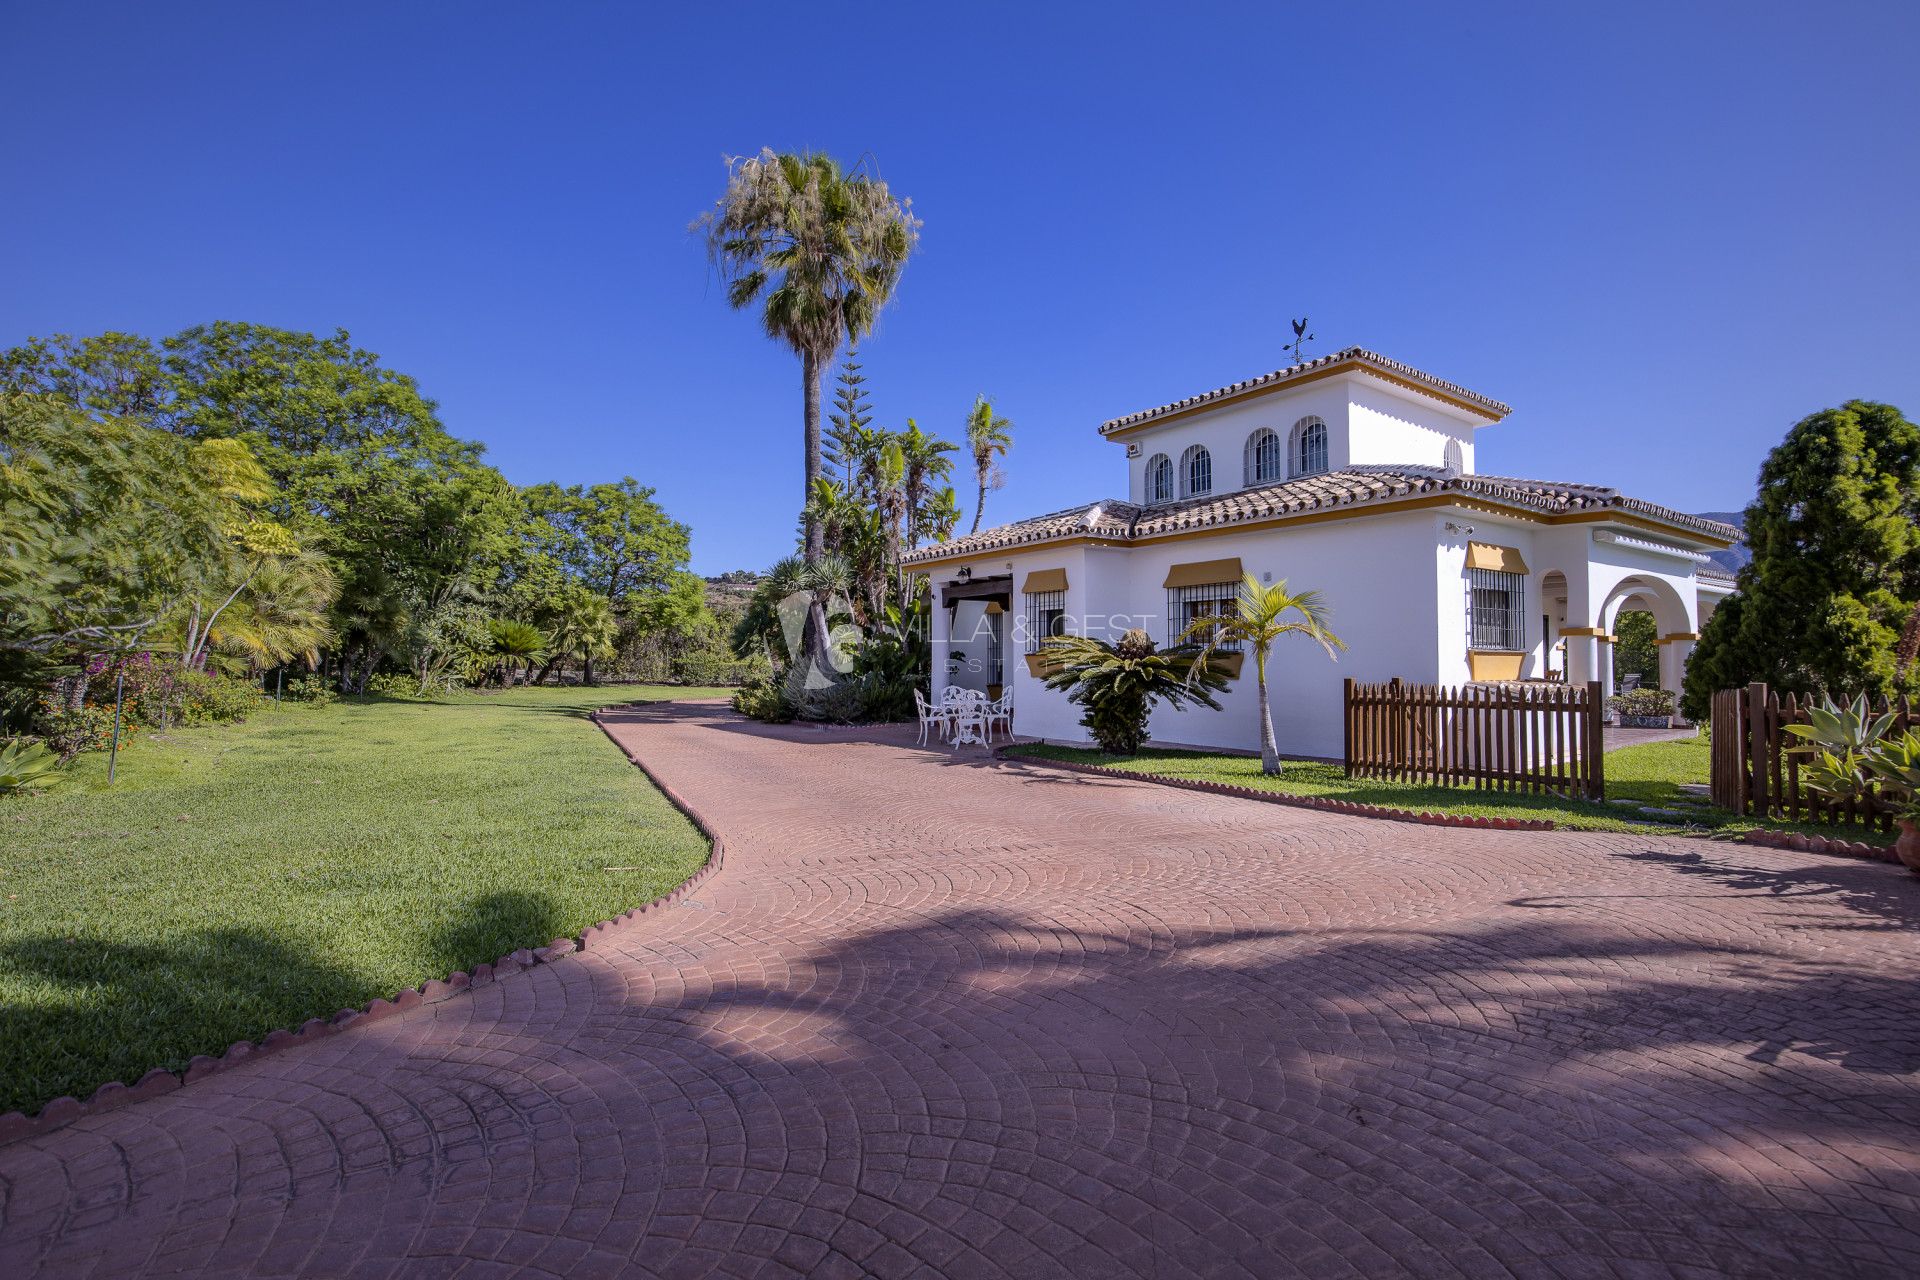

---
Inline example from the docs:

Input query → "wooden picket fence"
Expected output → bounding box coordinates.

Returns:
[1343,678,1606,800]
[1709,682,1913,831]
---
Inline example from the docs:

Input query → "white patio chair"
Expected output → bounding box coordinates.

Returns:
[913,688,953,746]
[982,693,1013,743]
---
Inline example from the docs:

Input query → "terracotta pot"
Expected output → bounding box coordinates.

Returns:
[1898,819,1920,876]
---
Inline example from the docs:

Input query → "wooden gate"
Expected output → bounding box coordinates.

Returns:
[1709,682,1911,831]
[1344,678,1606,800]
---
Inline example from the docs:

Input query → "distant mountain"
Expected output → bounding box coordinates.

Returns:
[1692,511,1750,575]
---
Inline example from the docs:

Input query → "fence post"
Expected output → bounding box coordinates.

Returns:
[1343,677,1354,777]
[1584,680,1606,800]
[1746,681,1770,818]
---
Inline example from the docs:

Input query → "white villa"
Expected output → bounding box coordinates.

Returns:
[903,348,1740,758]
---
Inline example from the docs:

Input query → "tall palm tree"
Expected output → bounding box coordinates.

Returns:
[964,396,1013,535]
[922,486,963,545]
[697,150,920,564]
[896,418,957,548]
[1182,573,1346,776]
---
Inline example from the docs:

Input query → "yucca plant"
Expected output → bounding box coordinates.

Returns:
[1040,628,1227,756]
[0,740,65,796]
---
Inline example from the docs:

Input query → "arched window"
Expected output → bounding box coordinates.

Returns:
[1244,428,1282,485]
[1180,445,1212,498]
[1145,453,1173,504]
[1291,416,1329,476]
[1443,438,1464,475]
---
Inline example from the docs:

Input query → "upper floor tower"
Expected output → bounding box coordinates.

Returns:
[1097,348,1512,506]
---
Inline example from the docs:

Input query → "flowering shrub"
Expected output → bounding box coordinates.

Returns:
[35,697,134,760]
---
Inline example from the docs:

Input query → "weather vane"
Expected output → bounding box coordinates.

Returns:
[1282,316,1315,364]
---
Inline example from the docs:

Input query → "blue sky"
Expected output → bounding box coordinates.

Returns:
[5,2,1915,572]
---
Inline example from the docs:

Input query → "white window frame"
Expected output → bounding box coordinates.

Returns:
[1180,444,1212,498]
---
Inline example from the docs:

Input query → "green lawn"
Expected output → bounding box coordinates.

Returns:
[1010,733,1894,843]
[0,684,726,1115]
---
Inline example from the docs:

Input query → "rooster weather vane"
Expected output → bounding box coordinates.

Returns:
[1282,316,1316,365]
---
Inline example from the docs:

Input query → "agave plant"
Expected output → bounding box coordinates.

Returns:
[1782,694,1895,757]
[0,740,65,796]
[1865,729,1920,821]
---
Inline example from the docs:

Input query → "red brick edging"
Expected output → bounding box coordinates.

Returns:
[0,705,725,1149]
[1737,826,1900,865]
[997,746,1557,831]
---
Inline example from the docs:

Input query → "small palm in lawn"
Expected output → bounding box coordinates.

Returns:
[964,396,1013,535]
[1182,573,1345,776]
[486,618,548,687]
[1041,628,1228,757]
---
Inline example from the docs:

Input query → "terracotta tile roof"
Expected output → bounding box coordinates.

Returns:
[902,467,1742,565]
[1697,564,1739,587]
[1097,348,1513,435]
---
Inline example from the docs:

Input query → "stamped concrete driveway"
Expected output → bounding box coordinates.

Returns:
[3,700,1919,1279]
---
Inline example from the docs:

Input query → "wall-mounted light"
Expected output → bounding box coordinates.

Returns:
[956,566,973,583]
[1444,520,1476,536]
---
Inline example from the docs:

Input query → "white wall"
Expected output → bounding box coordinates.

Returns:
[1116,370,1488,506]
[976,512,1445,758]
[1346,380,1479,473]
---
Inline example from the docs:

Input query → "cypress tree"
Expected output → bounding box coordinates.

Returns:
[1682,400,1920,719]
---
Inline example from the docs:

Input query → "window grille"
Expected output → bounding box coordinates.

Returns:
[1245,429,1282,485]
[988,610,1004,685]
[1166,581,1242,651]
[1180,445,1212,498]
[1146,454,1173,504]
[1292,416,1329,476]
[1466,568,1526,652]
[1023,589,1067,654]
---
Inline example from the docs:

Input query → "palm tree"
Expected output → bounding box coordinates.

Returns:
[486,618,548,687]
[964,396,1013,535]
[1181,574,1346,775]
[897,418,957,547]
[697,150,920,564]
[1040,628,1228,756]
[536,585,616,684]
[875,441,909,587]
[206,550,338,671]
[922,486,962,545]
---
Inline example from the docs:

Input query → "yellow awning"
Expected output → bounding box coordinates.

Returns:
[1466,541,1529,574]
[1162,557,1244,589]
[1021,568,1068,594]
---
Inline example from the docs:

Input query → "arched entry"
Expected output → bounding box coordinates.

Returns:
[1597,575,1696,703]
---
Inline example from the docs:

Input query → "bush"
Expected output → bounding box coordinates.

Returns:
[168,670,267,726]
[1609,688,1678,718]
[731,675,795,723]
[34,696,133,760]
[282,675,338,707]
[363,672,427,700]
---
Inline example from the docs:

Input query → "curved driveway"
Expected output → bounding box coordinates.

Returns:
[3,700,1919,1277]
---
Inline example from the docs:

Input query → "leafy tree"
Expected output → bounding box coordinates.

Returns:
[1,395,247,661]
[698,149,920,563]
[521,478,690,607]
[1613,611,1657,687]
[0,332,170,424]
[1683,401,1920,720]
[964,396,1013,535]
[1181,575,1345,775]
[1041,628,1228,756]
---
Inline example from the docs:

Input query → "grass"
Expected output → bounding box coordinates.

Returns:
[1010,733,1896,844]
[0,683,729,1116]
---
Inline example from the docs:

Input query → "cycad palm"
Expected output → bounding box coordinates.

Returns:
[698,150,920,563]
[964,396,1013,535]
[1041,628,1227,756]
[1181,574,1346,775]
